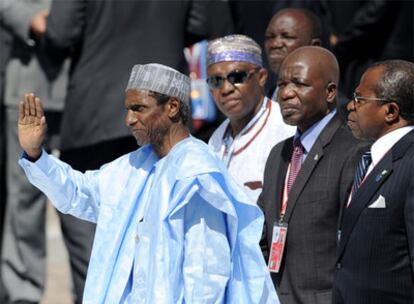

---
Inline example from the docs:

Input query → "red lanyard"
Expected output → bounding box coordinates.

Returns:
[280,162,292,222]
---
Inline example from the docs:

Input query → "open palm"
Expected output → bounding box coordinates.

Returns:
[18,93,47,159]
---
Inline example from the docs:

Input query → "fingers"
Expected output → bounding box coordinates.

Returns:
[24,93,31,118]
[22,93,45,121]
[19,101,25,121]
[18,93,47,158]
[40,116,47,128]
[29,93,36,116]
[35,96,44,119]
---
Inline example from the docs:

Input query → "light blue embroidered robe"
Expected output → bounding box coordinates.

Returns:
[19,136,279,303]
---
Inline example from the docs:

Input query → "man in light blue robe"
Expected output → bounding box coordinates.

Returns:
[17,63,279,303]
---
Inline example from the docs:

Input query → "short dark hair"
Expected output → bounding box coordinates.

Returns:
[149,91,190,124]
[369,60,414,124]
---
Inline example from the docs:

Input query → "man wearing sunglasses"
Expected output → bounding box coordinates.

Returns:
[333,60,414,304]
[258,46,366,304]
[207,34,295,203]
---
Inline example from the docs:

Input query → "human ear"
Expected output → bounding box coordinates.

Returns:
[326,82,337,103]
[258,68,268,87]
[166,97,180,119]
[311,38,321,46]
[384,102,400,123]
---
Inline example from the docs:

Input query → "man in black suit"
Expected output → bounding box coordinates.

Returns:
[333,60,414,304]
[327,1,413,98]
[258,46,365,304]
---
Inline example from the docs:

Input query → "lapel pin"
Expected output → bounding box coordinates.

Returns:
[314,154,319,161]
[375,170,388,182]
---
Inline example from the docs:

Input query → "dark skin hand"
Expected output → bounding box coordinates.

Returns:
[18,93,47,161]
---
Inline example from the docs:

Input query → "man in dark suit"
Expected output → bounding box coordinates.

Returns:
[0,1,68,302]
[333,60,414,304]
[258,46,365,304]
[0,23,10,304]
[0,2,14,302]
[327,0,413,98]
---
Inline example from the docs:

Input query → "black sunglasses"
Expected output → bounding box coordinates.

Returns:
[206,68,260,90]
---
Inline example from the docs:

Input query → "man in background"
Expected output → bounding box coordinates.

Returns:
[0,1,68,303]
[327,1,413,98]
[207,34,295,203]
[264,8,321,100]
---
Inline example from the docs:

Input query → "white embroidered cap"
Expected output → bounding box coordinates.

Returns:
[126,63,191,104]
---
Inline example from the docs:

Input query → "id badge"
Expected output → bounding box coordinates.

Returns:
[268,222,288,273]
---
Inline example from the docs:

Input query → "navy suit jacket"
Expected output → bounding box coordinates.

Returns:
[333,129,414,304]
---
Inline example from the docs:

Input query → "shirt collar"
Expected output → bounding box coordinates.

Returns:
[370,126,414,166]
[294,109,337,153]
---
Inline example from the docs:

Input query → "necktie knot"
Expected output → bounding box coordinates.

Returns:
[352,151,372,195]
[361,151,372,165]
[293,137,303,154]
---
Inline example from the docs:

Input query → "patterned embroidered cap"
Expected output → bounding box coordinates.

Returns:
[126,63,190,104]
[207,34,262,67]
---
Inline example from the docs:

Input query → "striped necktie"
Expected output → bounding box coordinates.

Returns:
[287,138,304,194]
[352,151,372,195]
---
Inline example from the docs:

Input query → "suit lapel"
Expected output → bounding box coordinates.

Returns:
[337,130,414,259]
[337,155,392,258]
[283,142,323,223]
[271,140,292,225]
[284,114,342,223]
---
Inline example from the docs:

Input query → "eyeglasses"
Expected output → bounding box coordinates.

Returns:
[353,92,390,107]
[206,68,260,90]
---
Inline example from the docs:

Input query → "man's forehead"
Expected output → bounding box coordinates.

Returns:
[364,66,385,82]
[126,88,150,96]
[358,67,384,92]
[279,61,310,78]
[270,12,308,31]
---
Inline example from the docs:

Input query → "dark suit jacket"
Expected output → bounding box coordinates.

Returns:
[42,0,233,150]
[326,0,413,97]
[333,130,414,304]
[258,113,366,304]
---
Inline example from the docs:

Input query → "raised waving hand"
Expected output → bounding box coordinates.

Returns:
[18,93,47,160]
